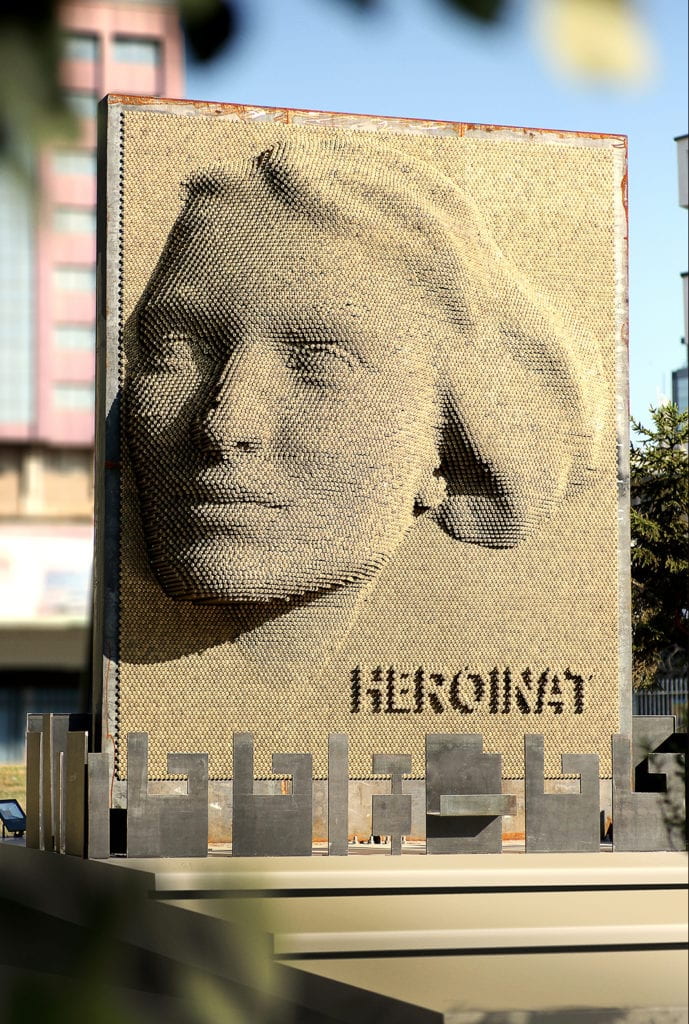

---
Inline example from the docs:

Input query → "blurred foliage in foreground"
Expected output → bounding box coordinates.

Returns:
[0,0,656,176]
[630,404,688,689]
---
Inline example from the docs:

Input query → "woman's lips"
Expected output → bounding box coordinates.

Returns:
[173,479,289,531]
[177,478,291,509]
[183,498,286,529]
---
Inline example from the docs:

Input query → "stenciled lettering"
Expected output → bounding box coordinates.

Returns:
[350,666,590,715]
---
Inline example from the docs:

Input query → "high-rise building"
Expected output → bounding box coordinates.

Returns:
[0,0,184,762]
[671,134,687,415]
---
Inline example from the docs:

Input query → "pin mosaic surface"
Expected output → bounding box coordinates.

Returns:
[98,97,628,781]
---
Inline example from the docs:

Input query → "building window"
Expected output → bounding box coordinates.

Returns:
[65,91,99,121]
[112,36,160,66]
[53,266,96,293]
[53,207,96,235]
[63,33,99,63]
[52,149,96,177]
[54,325,94,351]
[0,162,33,426]
[0,675,84,765]
[53,383,94,412]
[672,366,688,414]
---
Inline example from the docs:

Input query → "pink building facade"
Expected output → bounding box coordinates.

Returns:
[0,0,183,762]
[33,0,183,447]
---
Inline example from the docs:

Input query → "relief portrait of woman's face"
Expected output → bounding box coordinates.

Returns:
[124,138,605,610]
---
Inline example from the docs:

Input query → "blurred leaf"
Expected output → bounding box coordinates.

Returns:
[439,0,505,23]
[534,0,656,87]
[0,0,77,176]
[320,0,380,9]
[179,0,241,62]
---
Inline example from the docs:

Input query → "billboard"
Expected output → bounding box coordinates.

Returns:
[96,97,629,780]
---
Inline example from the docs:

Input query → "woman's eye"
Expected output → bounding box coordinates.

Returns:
[143,333,215,371]
[285,342,358,386]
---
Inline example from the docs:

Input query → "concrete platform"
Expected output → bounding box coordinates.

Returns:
[0,842,686,1022]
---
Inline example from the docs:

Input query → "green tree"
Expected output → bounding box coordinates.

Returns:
[630,403,688,688]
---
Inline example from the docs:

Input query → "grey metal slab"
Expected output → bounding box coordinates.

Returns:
[612,734,686,852]
[525,733,600,852]
[51,715,71,854]
[87,752,111,859]
[25,729,42,850]
[40,714,55,852]
[126,733,209,858]
[425,734,508,854]
[632,715,677,768]
[371,754,412,855]
[65,731,88,857]
[327,733,349,856]
[436,793,517,816]
[25,713,91,854]
[232,733,313,857]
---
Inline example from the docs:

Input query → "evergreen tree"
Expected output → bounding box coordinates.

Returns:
[630,403,688,688]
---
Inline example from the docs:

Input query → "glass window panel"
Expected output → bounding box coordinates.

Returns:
[53,207,96,235]
[0,679,82,765]
[65,91,99,120]
[672,368,688,413]
[0,164,33,425]
[53,383,94,412]
[54,325,94,350]
[63,33,99,62]
[113,36,160,66]
[51,150,96,177]
[53,266,96,292]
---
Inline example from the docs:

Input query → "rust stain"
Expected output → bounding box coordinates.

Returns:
[620,167,629,233]
[107,93,626,145]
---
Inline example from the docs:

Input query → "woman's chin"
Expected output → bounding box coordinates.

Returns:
[148,552,388,608]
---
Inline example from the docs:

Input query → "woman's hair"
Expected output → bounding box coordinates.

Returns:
[144,133,606,549]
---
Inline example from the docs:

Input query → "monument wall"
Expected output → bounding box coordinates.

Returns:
[95,97,629,783]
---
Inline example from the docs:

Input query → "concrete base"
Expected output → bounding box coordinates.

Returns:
[0,842,685,1022]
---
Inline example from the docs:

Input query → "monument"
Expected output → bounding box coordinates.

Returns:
[7,95,687,1024]
[21,97,686,858]
[96,97,631,793]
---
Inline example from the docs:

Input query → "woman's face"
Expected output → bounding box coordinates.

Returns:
[125,196,441,603]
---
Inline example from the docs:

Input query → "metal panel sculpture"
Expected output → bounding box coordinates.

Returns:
[425,734,516,854]
[524,734,600,853]
[126,733,209,858]
[24,723,686,857]
[231,733,313,857]
[371,754,412,856]
[611,733,685,852]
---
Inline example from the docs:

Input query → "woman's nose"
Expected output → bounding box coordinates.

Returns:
[191,338,284,457]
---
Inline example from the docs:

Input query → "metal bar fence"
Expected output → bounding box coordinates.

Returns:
[633,676,688,718]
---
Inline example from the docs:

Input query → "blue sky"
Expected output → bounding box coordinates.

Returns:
[186,0,688,425]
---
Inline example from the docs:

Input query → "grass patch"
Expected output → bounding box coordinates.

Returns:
[0,765,26,808]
